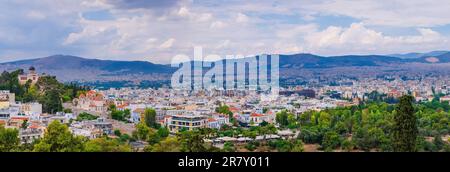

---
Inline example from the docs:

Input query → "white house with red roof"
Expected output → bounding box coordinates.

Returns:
[440,95,450,103]
[74,90,107,113]
[236,110,275,126]
[206,113,230,129]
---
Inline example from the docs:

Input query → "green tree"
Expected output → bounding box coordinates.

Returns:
[179,131,207,152]
[392,95,418,152]
[216,105,232,115]
[84,137,131,152]
[321,131,342,151]
[119,134,132,143]
[33,121,85,152]
[0,70,25,101]
[146,129,160,144]
[245,141,257,151]
[157,127,170,138]
[0,126,20,152]
[298,127,322,144]
[39,89,63,114]
[276,110,290,127]
[144,108,158,128]
[433,134,444,151]
[259,121,269,127]
[341,139,354,152]
[268,139,293,152]
[36,76,65,114]
[223,142,236,152]
[21,120,29,129]
[23,84,38,102]
[114,129,122,137]
[76,112,98,121]
[133,122,151,141]
[111,109,129,122]
[353,127,372,151]
[145,136,182,152]
[291,140,304,152]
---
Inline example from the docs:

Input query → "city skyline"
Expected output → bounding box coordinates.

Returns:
[1,0,450,64]
[2,1,450,169]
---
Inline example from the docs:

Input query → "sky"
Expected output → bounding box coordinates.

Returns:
[1,0,450,64]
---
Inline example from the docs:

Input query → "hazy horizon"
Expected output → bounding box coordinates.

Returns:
[1,0,450,64]
[2,50,450,65]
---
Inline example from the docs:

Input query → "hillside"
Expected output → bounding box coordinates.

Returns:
[0,55,175,82]
[1,52,449,83]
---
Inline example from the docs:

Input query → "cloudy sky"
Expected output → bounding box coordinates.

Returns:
[1,0,450,64]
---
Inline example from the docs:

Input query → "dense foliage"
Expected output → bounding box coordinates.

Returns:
[296,95,450,152]
[33,120,86,152]
[0,69,88,113]
[144,108,159,129]
[109,105,131,122]
[0,126,20,152]
[76,112,99,121]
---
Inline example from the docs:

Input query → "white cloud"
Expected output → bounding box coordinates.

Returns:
[300,23,448,55]
[304,0,450,27]
[235,13,249,23]
[177,7,190,17]
[63,20,112,45]
[159,38,176,49]
[2,0,450,63]
[176,6,212,22]
[81,0,112,9]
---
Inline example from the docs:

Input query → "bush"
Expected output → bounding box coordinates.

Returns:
[76,112,98,121]
[245,142,257,152]
[321,131,342,151]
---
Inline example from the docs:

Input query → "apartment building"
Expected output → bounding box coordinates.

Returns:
[163,113,207,133]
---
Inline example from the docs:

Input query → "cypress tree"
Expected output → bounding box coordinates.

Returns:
[392,95,418,152]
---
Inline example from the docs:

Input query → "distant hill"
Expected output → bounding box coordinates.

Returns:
[413,52,450,63]
[0,55,176,82]
[0,52,449,82]
[3,55,175,74]
[388,51,449,59]
[279,54,403,68]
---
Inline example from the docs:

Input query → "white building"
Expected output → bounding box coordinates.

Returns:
[74,90,107,113]
[19,128,44,144]
[163,113,207,133]
[19,102,42,116]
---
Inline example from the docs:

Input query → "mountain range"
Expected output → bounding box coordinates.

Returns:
[2,55,175,74]
[1,51,450,82]
[388,51,449,59]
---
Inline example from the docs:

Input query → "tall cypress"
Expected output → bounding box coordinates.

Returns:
[392,95,418,152]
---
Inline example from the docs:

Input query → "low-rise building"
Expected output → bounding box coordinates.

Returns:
[237,111,275,127]
[18,67,39,85]
[74,90,107,113]
[163,113,207,133]
[206,113,230,129]
[19,128,44,144]
[93,118,113,135]
[19,102,42,116]
[440,95,450,103]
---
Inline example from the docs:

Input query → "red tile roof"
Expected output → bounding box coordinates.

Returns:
[250,113,264,117]
[207,118,217,122]
[10,116,29,120]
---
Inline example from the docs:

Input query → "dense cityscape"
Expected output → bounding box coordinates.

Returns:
[3,1,450,171]
[1,66,449,152]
